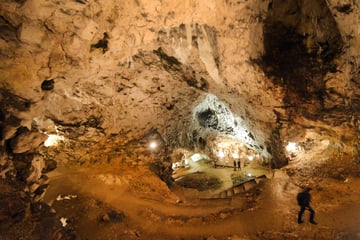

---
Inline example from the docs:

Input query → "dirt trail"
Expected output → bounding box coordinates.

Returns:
[44,165,360,239]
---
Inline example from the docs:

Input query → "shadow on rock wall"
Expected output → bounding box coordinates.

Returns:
[261,0,343,120]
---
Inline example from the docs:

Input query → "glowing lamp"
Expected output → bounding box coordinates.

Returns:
[218,152,225,158]
[247,155,254,161]
[149,141,157,150]
[286,142,297,152]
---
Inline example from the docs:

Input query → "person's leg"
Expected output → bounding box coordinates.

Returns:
[298,206,305,223]
[308,207,316,224]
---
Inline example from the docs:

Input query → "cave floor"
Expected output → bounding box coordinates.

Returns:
[43,163,360,240]
[171,158,272,199]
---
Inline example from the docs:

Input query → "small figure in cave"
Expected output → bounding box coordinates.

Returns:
[297,187,317,224]
[237,159,241,171]
[233,160,236,171]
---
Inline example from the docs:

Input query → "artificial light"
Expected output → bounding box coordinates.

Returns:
[44,134,64,147]
[149,141,157,149]
[286,142,298,152]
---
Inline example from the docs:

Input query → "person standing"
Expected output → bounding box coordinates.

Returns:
[237,159,241,171]
[297,187,317,224]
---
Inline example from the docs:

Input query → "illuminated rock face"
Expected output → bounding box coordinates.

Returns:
[0,0,360,236]
[0,0,280,166]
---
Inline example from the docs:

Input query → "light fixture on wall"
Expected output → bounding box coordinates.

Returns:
[149,141,158,150]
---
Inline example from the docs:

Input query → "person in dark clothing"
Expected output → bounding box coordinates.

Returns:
[237,159,241,171]
[233,160,236,171]
[297,187,317,224]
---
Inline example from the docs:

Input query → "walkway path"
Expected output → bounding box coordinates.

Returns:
[44,164,360,239]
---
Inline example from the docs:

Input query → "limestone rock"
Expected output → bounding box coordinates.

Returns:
[101,210,125,223]
[0,183,27,225]
[10,131,48,154]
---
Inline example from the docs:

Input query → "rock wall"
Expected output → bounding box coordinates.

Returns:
[0,0,280,165]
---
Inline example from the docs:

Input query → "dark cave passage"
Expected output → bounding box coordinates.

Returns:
[261,0,343,114]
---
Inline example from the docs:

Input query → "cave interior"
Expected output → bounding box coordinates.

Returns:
[1,0,360,239]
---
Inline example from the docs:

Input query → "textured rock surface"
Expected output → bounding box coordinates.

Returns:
[0,0,360,238]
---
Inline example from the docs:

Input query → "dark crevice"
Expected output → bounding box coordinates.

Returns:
[75,0,88,4]
[0,89,32,112]
[335,4,353,14]
[0,16,19,42]
[154,48,209,90]
[91,32,109,53]
[41,79,55,91]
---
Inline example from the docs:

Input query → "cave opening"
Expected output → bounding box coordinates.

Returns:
[196,108,218,129]
[167,94,272,195]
